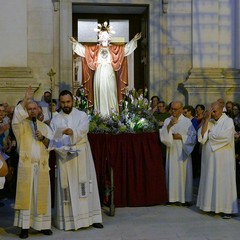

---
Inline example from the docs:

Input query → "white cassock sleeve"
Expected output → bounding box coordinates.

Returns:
[198,117,235,152]
[198,126,209,145]
[159,118,173,148]
[181,124,197,156]
[209,118,235,151]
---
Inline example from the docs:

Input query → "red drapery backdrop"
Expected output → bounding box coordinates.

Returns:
[88,132,168,207]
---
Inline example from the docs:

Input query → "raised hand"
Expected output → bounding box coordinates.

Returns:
[167,116,178,132]
[133,32,141,41]
[203,110,211,121]
[25,85,34,101]
[169,116,178,126]
[21,85,34,108]
[69,36,77,44]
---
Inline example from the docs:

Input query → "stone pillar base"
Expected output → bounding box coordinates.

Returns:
[0,67,40,106]
[180,68,240,107]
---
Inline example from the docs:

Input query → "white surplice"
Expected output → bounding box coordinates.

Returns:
[160,114,196,203]
[73,39,137,116]
[197,113,238,214]
[49,107,102,230]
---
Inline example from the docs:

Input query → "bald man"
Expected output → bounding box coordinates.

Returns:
[197,101,238,219]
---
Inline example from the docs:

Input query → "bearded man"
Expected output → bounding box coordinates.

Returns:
[49,90,103,230]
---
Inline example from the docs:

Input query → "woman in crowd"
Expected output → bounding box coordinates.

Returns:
[195,104,205,126]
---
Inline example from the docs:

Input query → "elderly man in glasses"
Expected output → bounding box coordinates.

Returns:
[160,100,196,207]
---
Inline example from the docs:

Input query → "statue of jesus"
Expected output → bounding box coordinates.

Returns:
[70,22,141,116]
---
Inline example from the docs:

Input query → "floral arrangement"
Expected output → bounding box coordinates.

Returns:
[74,86,89,110]
[74,86,159,134]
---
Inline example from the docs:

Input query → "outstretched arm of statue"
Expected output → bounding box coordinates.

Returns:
[124,32,142,56]
[69,37,85,57]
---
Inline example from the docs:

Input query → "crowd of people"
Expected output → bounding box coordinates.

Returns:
[1,88,240,238]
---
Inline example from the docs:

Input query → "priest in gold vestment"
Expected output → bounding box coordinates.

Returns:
[12,86,53,239]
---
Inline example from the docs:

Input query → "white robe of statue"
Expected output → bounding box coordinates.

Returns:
[197,113,238,214]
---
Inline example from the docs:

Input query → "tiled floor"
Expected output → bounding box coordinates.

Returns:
[1,194,240,240]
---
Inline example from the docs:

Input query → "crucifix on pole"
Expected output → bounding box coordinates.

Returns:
[47,68,56,119]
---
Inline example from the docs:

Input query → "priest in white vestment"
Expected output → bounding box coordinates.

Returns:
[197,101,238,219]
[49,90,103,231]
[12,86,53,239]
[70,22,141,116]
[160,100,196,205]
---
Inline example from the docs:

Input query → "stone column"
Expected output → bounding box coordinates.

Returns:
[182,0,240,106]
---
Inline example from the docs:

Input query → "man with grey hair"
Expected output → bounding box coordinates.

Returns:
[197,101,238,219]
[12,86,53,239]
[160,100,196,206]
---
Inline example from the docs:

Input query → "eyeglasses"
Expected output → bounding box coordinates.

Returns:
[171,107,181,111]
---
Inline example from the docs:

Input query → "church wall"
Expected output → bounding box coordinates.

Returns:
[27,0,56,101]
[192,0,234,68]
[0,0,55,105]
[161,0,192,104]
[0,0,27,67]
[183,0,240,108]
